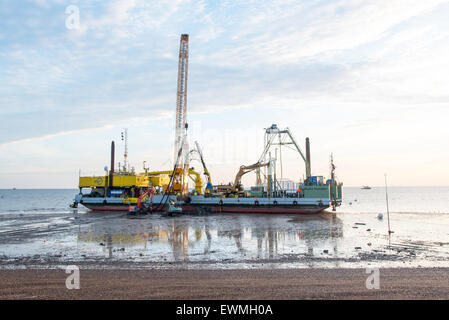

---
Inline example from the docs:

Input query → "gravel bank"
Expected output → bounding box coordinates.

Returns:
[1,267,448,300]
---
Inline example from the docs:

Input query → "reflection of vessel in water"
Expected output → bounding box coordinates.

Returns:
[361,186,372,190]
[72,35,343,214]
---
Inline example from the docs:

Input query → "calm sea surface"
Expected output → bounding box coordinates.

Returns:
[0,187,448,269]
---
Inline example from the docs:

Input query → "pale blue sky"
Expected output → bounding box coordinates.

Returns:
[1,0,449,188]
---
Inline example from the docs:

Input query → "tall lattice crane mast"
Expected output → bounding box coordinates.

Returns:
[174,34,189,167]
[172,34,190,195]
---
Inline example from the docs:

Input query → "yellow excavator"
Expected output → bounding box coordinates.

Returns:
[216,162,269,197]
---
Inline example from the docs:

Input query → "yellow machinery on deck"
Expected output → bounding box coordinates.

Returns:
[150,168,204,195]
[79,173,170,189]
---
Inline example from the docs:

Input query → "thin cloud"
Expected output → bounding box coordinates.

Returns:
[1,0,449,187]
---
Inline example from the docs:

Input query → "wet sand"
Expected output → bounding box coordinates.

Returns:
[1,209,448,269]
[1,267,448,300]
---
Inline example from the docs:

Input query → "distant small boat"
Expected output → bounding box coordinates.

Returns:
[12,187,16,190]
[361,186,371,190]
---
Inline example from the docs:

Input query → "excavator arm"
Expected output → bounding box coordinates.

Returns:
[232,162,269,191]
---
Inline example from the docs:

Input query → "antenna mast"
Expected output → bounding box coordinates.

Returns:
[121,128,128,172]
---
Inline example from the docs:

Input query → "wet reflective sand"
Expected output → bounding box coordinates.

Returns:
[1,188,449,269]
[2,189,449,300]
[1,208,448,269]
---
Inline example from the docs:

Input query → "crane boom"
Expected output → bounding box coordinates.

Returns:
[195,141,211,183]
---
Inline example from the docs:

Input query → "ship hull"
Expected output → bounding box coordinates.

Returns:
[189,205,326,214]
[80,204,131,212]
[77,193,335,214]
[80,202,328,214]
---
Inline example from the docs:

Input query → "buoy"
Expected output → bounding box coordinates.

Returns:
[378,213,383,220]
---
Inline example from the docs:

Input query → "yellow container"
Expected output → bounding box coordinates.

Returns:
[113,174,149,187]
[79,174,150,188]
[79,176,107,187]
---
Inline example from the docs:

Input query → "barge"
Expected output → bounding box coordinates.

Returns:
[71,35,342,214]
[73,125,343,214]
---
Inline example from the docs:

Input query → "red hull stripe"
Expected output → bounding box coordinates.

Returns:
[82,205,128,212]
